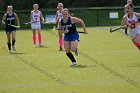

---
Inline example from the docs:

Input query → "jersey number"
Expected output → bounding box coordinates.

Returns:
[35,18,38,22]
[128,20,137,29]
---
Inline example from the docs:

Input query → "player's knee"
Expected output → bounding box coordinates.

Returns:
[7,39,11,43]
[135,42,140,47]
[64,48,70,53]
[65,50,70,53]
[71,47,76,52]
[59,35,62,38]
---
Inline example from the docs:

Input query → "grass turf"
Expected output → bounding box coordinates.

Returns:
[0,27,140,93]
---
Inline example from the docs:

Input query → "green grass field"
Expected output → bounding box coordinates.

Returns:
[0,27,140,93]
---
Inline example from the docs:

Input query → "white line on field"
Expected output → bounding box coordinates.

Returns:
[0,80,139,88]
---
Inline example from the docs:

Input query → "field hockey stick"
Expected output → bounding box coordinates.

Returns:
[53,26,85,33]
[10,25,20,28]
[1,21,20,28]
[110,27,123,32]
[21,22,31,25]
[42,20,57,24]
[21,21,41,25]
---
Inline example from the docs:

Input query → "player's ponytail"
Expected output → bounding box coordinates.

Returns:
[127,3,134,9]
[62,8,74,16]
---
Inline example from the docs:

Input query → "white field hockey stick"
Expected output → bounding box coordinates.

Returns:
[42,20,57,24]
[21,22,31,25]
[21,21,41,25]
[53,26,85,33]
[10,25,20,28]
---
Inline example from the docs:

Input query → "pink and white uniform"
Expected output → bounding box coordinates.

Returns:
[56,10,63,21]
[125,12,140,38]
[31,10,41,29]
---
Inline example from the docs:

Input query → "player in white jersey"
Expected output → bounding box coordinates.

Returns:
[30,4,44,47]
[54,3,63,51]
[124,0,133,35]
[122,3,140,50]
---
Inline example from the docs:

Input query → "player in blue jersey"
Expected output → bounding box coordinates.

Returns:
[2,5,20,53]
[58,8,87,66]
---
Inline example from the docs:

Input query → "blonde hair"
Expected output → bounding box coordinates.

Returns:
[62,8,69,12]
[127,0,133,4]
[33,4,39,7]
[57,3,63,9]
[62,8,74,16]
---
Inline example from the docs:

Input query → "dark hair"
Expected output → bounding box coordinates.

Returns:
[127,3,134,8]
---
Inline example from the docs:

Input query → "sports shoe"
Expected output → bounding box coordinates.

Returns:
[34,44,37,47]
[70,62,77,66]
[74,49,78,56]
[59,48,63,51]
[12,45,16,51]
[39,44,44,47]
[8,50,12,54]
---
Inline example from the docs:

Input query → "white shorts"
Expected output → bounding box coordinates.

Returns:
[31,22,41,29]
[130,28,140,39]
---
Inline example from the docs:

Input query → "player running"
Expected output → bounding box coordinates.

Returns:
[124,0,133,35]
[54,3,64,51]
[122,3,140,50]
[2,5,20,53]
[30,4,44,47]
[58,8,87,66]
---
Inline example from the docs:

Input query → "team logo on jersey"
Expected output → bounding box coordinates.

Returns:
[7,17,15,20]
[128,20,138,29]
[34,15,39,17]
[62,24,72,30]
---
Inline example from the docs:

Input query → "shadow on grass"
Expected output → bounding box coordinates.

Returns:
[69,64,97,68]
[11,52,26,55]
[35,46,49,48]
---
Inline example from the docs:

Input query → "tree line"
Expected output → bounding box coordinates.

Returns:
[0,0,140,10]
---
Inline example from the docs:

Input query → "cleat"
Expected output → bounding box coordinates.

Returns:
[8,50,12,53]
[39,44,44,47]
[59,48,63,51]
[70,62,77,66]
[12,45,16,51]
[34,44,37,47]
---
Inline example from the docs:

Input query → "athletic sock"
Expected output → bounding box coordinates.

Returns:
[38,33,42,44]
[66,52,76,62]
[125,28,128,34]
[7,42,11,50]
[12,40,15,46]
[32,35,36,45]
[59,37,63,48]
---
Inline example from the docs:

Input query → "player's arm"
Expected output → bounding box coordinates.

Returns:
[40,11,44,23]
[30,11,33,23]
[71,17,87,34]
[14,13,20,26]
[121,16,128,29]
[54,12,59,22]
[2,13,7,24]
[58,21,69,33]
[136,13,140,19]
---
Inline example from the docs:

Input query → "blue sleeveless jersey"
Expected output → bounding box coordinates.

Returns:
[5,13,16,32]
[61,17,79,41]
